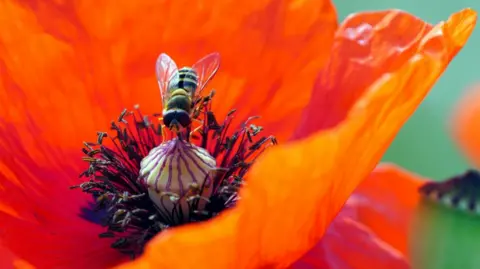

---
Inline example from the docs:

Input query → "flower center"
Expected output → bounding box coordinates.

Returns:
[419,169,480,214]
[71,91,277,257]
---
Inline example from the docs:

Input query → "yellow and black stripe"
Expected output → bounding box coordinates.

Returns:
[175,67,198,93]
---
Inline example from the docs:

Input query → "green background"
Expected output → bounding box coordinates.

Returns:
[334,1,480,268]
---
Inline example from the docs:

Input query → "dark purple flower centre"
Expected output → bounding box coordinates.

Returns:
[71,91,277,257]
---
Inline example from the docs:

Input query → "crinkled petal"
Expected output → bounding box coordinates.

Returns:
[291,207,409,269]
[0,0,337,152]
[116,9,477,269]
[293,9,474,139]
[450,84,480,167]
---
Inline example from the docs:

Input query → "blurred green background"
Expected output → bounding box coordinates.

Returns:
[335,0,478,180]
[333,1,480,269]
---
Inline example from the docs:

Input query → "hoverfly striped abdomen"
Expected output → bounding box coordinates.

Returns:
[162,68,199,128]
[174,67,199,93]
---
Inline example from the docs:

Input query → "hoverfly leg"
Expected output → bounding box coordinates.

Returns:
[192,118,203,125]
[189,118,204,139]
[189,123,204,138]
[161,125,167,142]
[157,117,168,142]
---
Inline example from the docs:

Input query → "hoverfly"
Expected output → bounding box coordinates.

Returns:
[155,52,220,132]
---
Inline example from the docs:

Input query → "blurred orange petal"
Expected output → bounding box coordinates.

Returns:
[451,85,480,167]
[291,164,426,269]
[116,9,476,269]
[353,164,426,256]
[294,9,475,138]
[291,211,409,269]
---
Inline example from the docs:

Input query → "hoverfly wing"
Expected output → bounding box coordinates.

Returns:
[155,53,179,108]
[192,52,220,96]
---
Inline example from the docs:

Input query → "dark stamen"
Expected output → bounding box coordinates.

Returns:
[72,91,277,257]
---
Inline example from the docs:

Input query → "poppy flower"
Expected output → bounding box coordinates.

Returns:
[0,0,476,269]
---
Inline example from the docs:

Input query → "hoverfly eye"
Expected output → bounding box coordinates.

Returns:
[163,111,175,127]
[176,110,192,128]
[162,110,192,128]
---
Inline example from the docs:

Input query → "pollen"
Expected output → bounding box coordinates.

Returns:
[139,138,217,221]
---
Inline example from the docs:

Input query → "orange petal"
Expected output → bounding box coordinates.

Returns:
[291,164,425,268]
[0,121,123,268]
[293,8,474,138]
[0,132,124,269]
[353,164,425,256]
[450,84,480,167]
[0,0,337,156]
[116,9,477,269]
[0,0,336,267]
[291,212,409,269]
[0,244,15,269]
